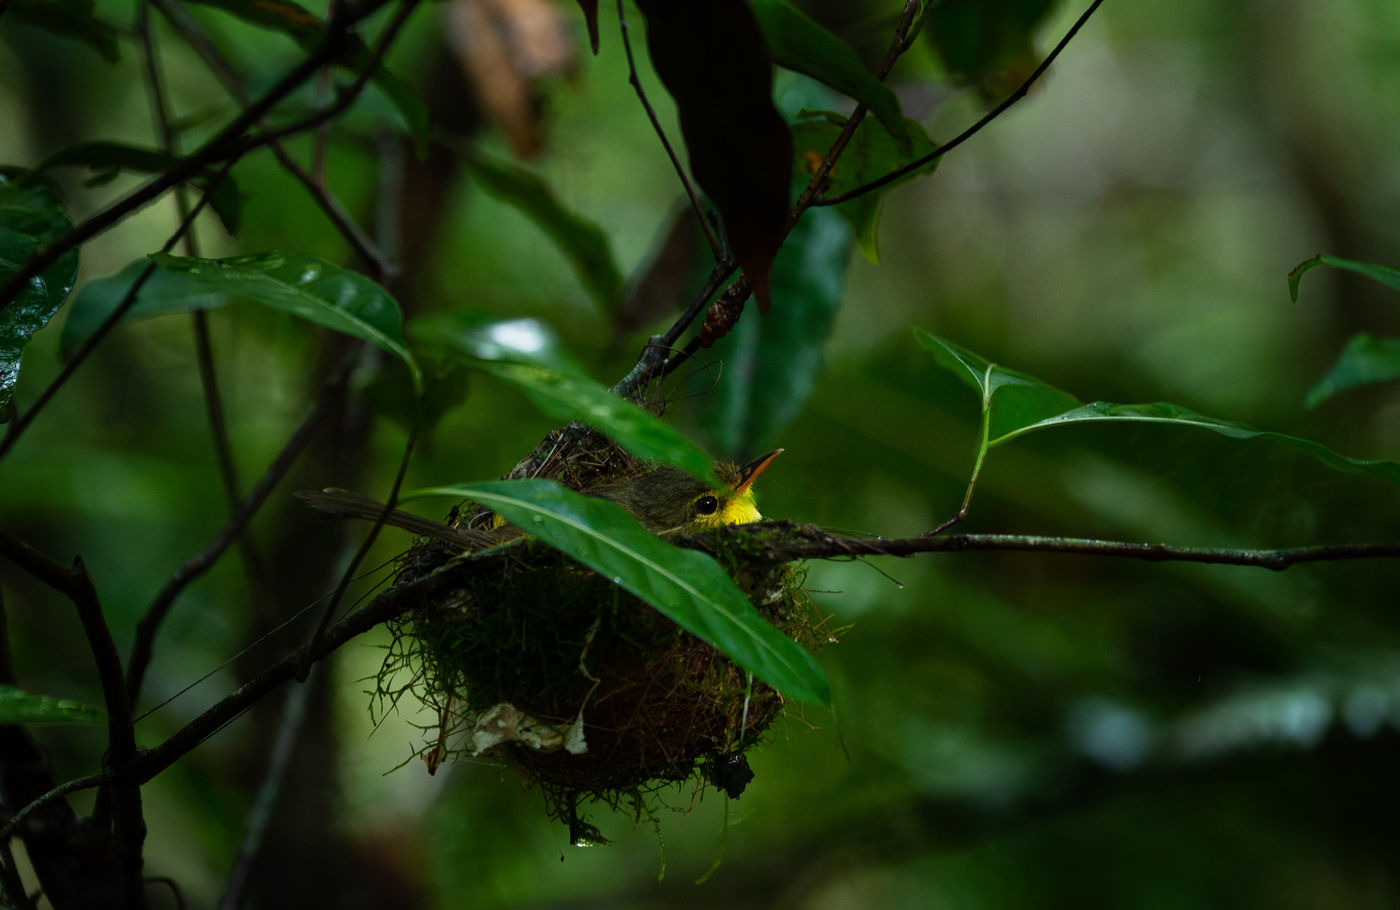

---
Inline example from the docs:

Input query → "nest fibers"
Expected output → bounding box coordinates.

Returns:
[372,427,826,839]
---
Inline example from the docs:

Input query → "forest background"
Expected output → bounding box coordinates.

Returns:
[2,0,1400,907]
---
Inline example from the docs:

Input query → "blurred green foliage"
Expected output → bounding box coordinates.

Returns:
[2,0,1400,908]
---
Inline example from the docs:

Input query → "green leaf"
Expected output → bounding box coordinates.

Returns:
[4,0,122,62]
[1303,333,1400,409]
[751,0,907,146]
[465,152,623,312]
[61,259,230,358]
[0,173,80,419]
[408,312,586,376]
[418,479,829,705]
[916,329,1400,486]
[149,251,420,390]
[0,685,105,725]
[183,0,430,148]
[792,112,939,262]
[468,359,722,488]
[701,204,852,457]
[1288,253,1400,301]
[34,141,241,235]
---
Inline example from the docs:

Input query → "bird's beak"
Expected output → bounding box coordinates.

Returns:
[734,449,783,494]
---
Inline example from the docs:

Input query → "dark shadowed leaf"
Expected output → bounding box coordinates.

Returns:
[0,685,105,725]
[635,0,791,312]
[150,251,420,389]
[35,141,242,235]
[416,479,829,704]
[1304,333,1400,409]
[467,359,721,487]
[4,0,122,62]
[924,0,1058,96]
[917,330,1400,486]
[0,173,79,418]
[574,0,600,53]
[702,206,852,458]
[183,0,430,146]
[1288,253,1400,301]
[793,111,939,262]
[466,152,623,312]
[751,0,907,146]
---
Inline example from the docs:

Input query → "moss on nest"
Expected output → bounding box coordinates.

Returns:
[372,428,827,833]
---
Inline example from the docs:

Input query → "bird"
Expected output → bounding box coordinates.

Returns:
[296,449,782,547]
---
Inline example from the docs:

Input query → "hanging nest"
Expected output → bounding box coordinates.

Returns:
[372,426,828,837]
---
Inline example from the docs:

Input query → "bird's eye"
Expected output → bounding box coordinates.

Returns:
[694,495,719,515]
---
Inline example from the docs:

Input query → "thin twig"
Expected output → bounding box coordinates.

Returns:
[125,357,354,708]
[616,0,720,260]
[687,522,1400,571]
[0,531,143,905]
[140,0,270,609]
[819,0,1106,207]
[149,0,392,282]
[0,0,400,315]
[296,415,420,681]
[0,154,234,464]
[217,683,311,910]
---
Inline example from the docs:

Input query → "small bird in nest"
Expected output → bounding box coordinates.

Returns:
[297,449,782,548]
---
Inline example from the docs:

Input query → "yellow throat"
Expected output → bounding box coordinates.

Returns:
[592,449,783,534]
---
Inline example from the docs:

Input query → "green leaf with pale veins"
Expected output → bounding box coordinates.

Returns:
[0,173,80,419]
[792,111,939,262]
[469,359,722,488]
[0,685,104,725]
[150,251,420,390]
[466,152,623,312]
[916,329,1400,486]
[61,259,231,358]
[751,0,907,146]
[417,479,829,705]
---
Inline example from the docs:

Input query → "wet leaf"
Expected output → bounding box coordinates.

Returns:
[418,479,830,705]
[150,251,420,389]
[0,173,79,418]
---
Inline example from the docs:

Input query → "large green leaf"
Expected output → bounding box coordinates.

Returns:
[465,152,623,313]
[701,204,852,457]
[1289,253,1400,301]
[0,685,104,725]
[916,330,1400,486]
[0,173,80,418]
[792,111,939,262]
[1303,333,1400,409]
[150,251,420,389]
[35,141,241,234]
[468,360,721,488]
[751,0,907,146]
[60,259,230,358]
[417,479,829,705]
